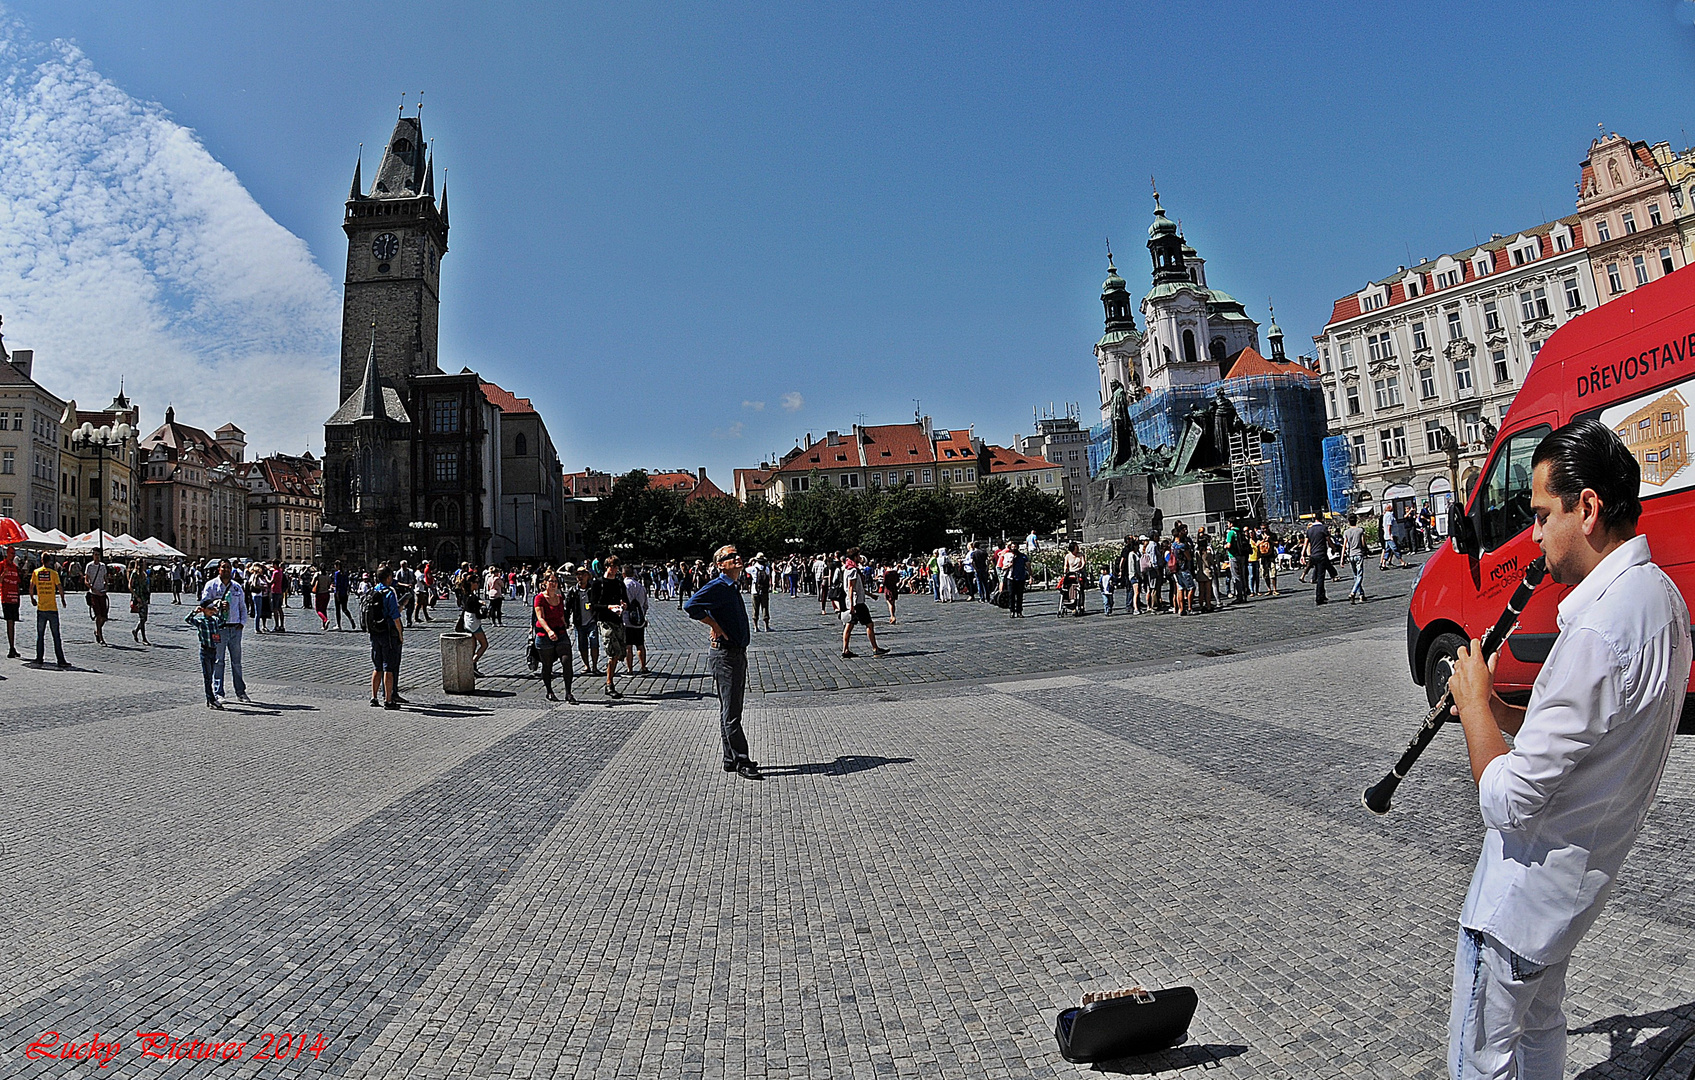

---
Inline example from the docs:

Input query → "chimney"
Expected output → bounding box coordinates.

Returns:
[826,430,840,446]
[8,349,31,379]
[698,467,706,481]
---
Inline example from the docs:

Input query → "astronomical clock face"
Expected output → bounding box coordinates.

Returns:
[371,233,400,261]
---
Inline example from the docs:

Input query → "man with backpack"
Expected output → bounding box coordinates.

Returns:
[1225,518,1251,605]
[747,553,773,632]
[364,563,406,709]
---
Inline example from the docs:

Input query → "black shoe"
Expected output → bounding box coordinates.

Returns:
[736,761,763,780]
[545,690,559,702]
[370,697,380,707]
[723,761,738,772]
[56,661,70,669]
[6,650,16,658]
[872,647,889,657]
[605,687,623,699]
[841,650,855,658]
[391,694,410,705]
[384,699,401,710]
[207,700,224,711]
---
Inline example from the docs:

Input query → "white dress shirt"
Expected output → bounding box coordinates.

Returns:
[1462,535,1691,963]
[200,576,248,626]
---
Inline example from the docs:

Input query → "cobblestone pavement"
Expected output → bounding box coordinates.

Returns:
[2,556,1693,1078]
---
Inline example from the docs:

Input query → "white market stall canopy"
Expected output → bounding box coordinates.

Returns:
[58,530,153,558]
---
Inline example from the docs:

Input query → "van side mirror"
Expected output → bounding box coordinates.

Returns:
[1449,510,1478,556]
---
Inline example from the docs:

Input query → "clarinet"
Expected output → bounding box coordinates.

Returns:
[1362,555,1547,816]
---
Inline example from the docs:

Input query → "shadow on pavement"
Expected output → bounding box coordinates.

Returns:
[1093,1043,1249,1074]
[1572,1001,1695,1078]
[762,755,913,777]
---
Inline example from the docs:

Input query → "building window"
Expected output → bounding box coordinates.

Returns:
[430,398,460,434]
[1529,339,1543,360]
[1320,347,1332,372]
[921,469,932,484]
[1345,384,1361,416]
[1405,278,1421,298]
[1483,301,1501,332]
[1462,410,1485,444]
[1350,434,1367,467]
[0,497,10,518]
[1622,211,1637,235]
[904,470,915,485]
[1596,218,1611,242]
[1425,418,1445,454]
[1454,356,1474,392]
[1634,254,1649,286]
[0,450,10,474]
[1437,269,1461,288]
[1492,350,1510,384]
[513,432,527,456]
[1182,329,1198,365]
[1661,246,1676,275]
[1447,311,1464,341]
[1512,243,1538,265]
[1475,257,1492,277]
[1372,376,1402,409]
[1563,276,1584,312]
[1519,287,1549,321]
[1411,322,1428,351]
[870,472,882,488]
[846,473,861,488]
[1338,341,1356,368]
[1651,203,1664,226]
[1555,231,1571,252]
[9,411,19,431]
[965,468,975,482]
[1326,390,1337,419]
[1367,332,1394,363]
[1418,367,1436,399]
[1378,426,1407,460]
[1607,263,1624,293]
[433,449,459,484]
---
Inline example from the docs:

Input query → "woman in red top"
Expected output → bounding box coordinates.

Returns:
[533,572,575,704]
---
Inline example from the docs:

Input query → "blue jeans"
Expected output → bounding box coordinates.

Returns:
[199,647,217,703]
[1100,587,1114,615]
[1349,556,1366,599]
[1450,928,1568,1079]
[213,623,246,699]
[35,610,64,663]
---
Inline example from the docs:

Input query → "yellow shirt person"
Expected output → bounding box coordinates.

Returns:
[31,566,60,611]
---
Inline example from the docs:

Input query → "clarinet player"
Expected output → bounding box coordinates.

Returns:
[1445,419,1691,1080]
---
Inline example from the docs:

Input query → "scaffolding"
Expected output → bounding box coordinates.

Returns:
[1229,427,1266,519]
[1092,374,1328,521]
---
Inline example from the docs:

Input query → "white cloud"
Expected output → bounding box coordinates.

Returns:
[0,11,340,456]
[741,399,765,411]
[781,392,804,412]
[713,421,746,440]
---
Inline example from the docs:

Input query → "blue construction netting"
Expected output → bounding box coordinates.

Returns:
[1088,375,1330,521]
[1322,435,1356,514]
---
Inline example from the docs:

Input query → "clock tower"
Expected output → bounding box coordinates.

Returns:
[338,113,449,403]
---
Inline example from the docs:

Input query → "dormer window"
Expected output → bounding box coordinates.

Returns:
[1554,229,1572,253]
[1360,290,1386,312]
[1511,242,1540,266]
[1473,256,1492,277]
[1404,277,1422,299]
[1437,268,1461,288]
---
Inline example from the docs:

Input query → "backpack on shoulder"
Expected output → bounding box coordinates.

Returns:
[360,588,389,634]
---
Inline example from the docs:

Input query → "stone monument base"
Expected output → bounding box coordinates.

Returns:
[1079,472,1158,544]
[1153,480,1236,533]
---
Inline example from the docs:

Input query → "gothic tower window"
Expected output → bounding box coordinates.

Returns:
[514,432,527,456]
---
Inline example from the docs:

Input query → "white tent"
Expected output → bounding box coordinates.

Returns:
[59,530,150,558]
[139,537,187,558]
[19,523,66,548]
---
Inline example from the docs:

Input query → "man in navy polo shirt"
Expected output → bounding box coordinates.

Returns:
[683,544,760,779]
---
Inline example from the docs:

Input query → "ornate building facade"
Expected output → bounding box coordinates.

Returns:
[1579,133,1686,302]
[1137,195,1261,393]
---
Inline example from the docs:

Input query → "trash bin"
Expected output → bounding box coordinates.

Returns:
[440,632,476,694]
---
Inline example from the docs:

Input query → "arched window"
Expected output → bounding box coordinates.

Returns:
[1209,337,1227,363]
[514,432,527,456]
[444,501,461,530]
[1182,329,1198,366]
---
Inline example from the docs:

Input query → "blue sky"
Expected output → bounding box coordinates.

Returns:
[2,1,1693,481]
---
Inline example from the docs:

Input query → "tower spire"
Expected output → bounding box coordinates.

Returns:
[349,144,363,200]
[423,150,434,197]
[359,321,382,419]
[440,180,449,228]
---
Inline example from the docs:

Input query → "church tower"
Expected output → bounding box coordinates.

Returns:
[1094,248,1143,424]
[339,114,449,403]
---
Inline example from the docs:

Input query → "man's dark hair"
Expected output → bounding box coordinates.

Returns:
[1531,418,1642,533]
[1348,513,1358,525]
[376,564,393,583]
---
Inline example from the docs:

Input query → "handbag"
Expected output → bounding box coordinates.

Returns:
[1053,986,1197,1064]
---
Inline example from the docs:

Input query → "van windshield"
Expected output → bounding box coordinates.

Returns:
[1476,424,1551,551]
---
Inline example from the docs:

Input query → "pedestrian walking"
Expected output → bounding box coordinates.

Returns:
[1006,541,1028,618]
[881,561,901,624]
[567,564,599,674]
[532,571,576,704]
[683,544,761,779]
[364,564,406,709]
[29,553,68,667]
[269,560,288,632]
[129,558,151,644]
[1443,420,1691,1079]
[313,564,332,629]
[169,561,183,605]
[332,560,351,630]
[84,554,110,646]
[838,548,887,658]
[748,553,773,631]
[1226,519,1250,603]
[588,558,630,697]
[1342,513,1368,604]
[1303,516,1332,605]
[0,544,20,658]
[622,563,651,674]
[199,559,250,703]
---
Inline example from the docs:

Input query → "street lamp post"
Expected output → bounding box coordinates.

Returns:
[70,420,133,564]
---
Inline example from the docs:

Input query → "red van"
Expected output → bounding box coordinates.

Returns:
[1407,263,1695,706]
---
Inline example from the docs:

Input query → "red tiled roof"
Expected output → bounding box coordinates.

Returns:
[932,428,977,462]
[857,423,933,466]
[685,474,727,501]
[734,467,775,491]
[1224,346,1319,381]
[479,380,536,414]
[647,471,699,491]
[983,445,1056,473]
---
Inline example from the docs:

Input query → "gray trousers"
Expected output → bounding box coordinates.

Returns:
[706,646,751,767]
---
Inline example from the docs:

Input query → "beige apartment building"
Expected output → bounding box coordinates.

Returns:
[0,349,64,531]
[1579,133,1685,302]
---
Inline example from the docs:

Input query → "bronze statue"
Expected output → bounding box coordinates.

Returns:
[1100,380,1142,477]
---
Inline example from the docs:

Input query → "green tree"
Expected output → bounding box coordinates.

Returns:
[582,470,690,559]
[864,484,953,556]
[958,477,1066,542]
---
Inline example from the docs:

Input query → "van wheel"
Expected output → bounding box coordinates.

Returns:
[1424,632,1467,709]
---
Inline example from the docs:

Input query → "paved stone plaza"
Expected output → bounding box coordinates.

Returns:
[3,560,1694,1078]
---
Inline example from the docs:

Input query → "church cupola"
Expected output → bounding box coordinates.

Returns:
[1101,247,1136,336]
[1267,304,1286,361]
[1147,192,1188,286]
